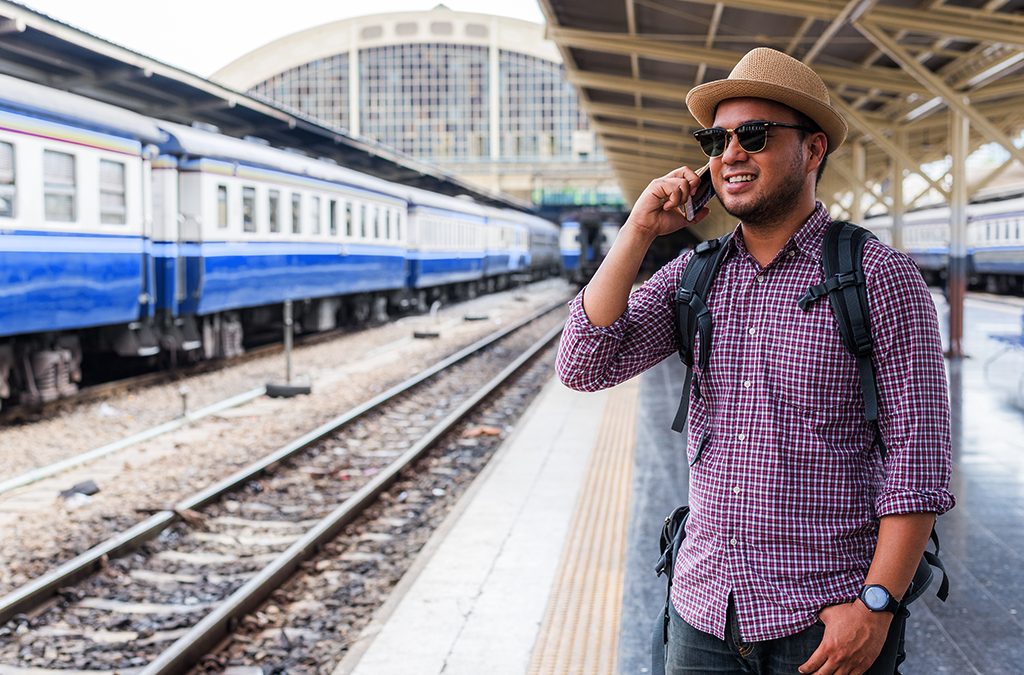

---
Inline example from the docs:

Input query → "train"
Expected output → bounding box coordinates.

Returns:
[865,191,1024,293]
[559,217,620,284]
[0,74,561,409]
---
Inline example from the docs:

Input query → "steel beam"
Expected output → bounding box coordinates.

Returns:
[586,101,697,127]
[544,25,927,95]
[591,120,690,145]
[679,0,1024,48]
[856,21,1024,171]
[948,110,968,359]
[565,69,685,102]
[832,97,950,199]
[891,130,905,251]
[601,141,697,164]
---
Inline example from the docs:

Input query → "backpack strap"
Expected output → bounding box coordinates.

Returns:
[797,220,888,458]
[671,233,733,433]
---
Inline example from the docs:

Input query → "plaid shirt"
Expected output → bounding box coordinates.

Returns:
[556,203,955,642]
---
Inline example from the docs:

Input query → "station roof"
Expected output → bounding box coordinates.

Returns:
[0,0,533,212]
[539,0,1024,238]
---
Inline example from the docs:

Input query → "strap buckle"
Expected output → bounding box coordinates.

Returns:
[695,238,720,254]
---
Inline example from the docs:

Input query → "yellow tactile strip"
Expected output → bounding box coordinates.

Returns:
[528,378,640,675]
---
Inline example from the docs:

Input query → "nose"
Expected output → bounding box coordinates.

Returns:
[720,129,748,164]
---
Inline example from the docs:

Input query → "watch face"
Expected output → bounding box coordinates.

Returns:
[863,585,890,610]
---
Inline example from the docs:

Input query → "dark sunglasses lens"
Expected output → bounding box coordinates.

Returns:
[696,129,726,157]
[736,124,769,153]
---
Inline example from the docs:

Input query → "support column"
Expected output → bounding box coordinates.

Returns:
[852,141,866,224]
[348,34,360,137]
[948,107,969,359]
[489,19,501,161]
[891,129,905,251]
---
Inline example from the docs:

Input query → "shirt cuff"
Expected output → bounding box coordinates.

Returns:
[566,287,629,340]
[875,488,956,518]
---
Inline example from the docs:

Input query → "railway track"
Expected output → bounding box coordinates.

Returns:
[0,321,362,426]
[0,303,565,672]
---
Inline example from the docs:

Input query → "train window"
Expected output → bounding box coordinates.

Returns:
[345,202,354,237]
[384,209,392,240]
[0,142,14,218]
[311,196,321,235]
[396,210,403,242]
[291,193,301,234]
[99,160,126,225]
[217,185,228,228]
[372,206,380,239]
[329,198,338,236]
[268,190,281,233]
[360,203,367,238]
[242,187,256,233]
[43,150,76,222]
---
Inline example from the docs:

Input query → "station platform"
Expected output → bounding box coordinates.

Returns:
[334,293,1024,675]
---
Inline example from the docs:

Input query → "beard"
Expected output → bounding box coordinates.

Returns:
[719,150,807,232]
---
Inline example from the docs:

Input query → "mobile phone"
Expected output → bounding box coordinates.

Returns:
[681,165,716,221]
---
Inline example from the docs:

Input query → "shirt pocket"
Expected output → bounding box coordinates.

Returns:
[765,299,861,413]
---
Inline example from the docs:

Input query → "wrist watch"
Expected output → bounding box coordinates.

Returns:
[858,584,900,613]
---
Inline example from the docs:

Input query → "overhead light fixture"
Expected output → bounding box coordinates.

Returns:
[963,51,1024,90]
[904,96,942,122]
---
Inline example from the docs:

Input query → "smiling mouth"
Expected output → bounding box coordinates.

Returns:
[726,174,756,184]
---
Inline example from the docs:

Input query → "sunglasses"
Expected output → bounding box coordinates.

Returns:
[692,121,816,158]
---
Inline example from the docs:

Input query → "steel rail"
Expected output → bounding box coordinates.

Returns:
[0,299,567,625]
[141,322,563,674]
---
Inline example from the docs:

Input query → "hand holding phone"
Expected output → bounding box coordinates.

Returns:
[679,164,716,221]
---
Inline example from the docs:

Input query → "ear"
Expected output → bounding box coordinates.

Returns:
[806,132,827,174]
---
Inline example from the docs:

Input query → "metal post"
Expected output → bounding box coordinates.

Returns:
[891,130,905,251]
[265,299,311,398]
[852,141,866,224]
[948,107,969,359]
[283,299,294,384]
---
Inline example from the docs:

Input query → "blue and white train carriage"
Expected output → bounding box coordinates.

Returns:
[154,122,410,358]
[0,75,163,404]
[0,73,561,409]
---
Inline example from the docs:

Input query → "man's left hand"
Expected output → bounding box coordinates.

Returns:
[798,601,892,675]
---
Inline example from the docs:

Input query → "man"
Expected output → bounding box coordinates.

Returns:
[556,48,954,674]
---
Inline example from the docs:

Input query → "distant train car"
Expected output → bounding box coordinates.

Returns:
[865,191,1024,292]
[404,188,489,305]
[157,121,410,357]
[524,213,561,280]
[559,217,620,283]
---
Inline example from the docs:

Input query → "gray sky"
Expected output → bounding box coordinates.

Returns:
[20,0,547,77]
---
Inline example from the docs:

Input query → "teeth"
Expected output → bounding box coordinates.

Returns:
[727,175,755,183]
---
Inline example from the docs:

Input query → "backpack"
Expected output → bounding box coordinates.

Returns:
[653,220,949,675]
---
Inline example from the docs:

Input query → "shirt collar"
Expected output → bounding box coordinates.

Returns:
[727,201,832,263]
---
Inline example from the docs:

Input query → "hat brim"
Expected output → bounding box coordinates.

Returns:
[686,78,848,155]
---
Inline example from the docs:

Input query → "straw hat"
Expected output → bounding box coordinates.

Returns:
[685,47,848,154]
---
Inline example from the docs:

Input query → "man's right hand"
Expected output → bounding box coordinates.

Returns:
[626,165,711,239]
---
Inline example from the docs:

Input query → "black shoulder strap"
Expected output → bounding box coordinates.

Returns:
[671,233,732,433]
[797,220,887,457]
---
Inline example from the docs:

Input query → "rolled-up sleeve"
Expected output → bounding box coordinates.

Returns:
[556,254,688,392]
[867,248,956,517]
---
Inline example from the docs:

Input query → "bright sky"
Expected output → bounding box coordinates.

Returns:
[19,0,547,77]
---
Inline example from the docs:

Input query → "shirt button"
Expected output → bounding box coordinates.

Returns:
[748,327,757,336]
[733,486,742,495]
[743,380,752,388]
[730,538,738,546]
[756,275,765,283]
[787,250,796,258]
[737,432,746,441]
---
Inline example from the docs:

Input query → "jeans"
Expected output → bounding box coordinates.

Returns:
[666,600,826,675]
